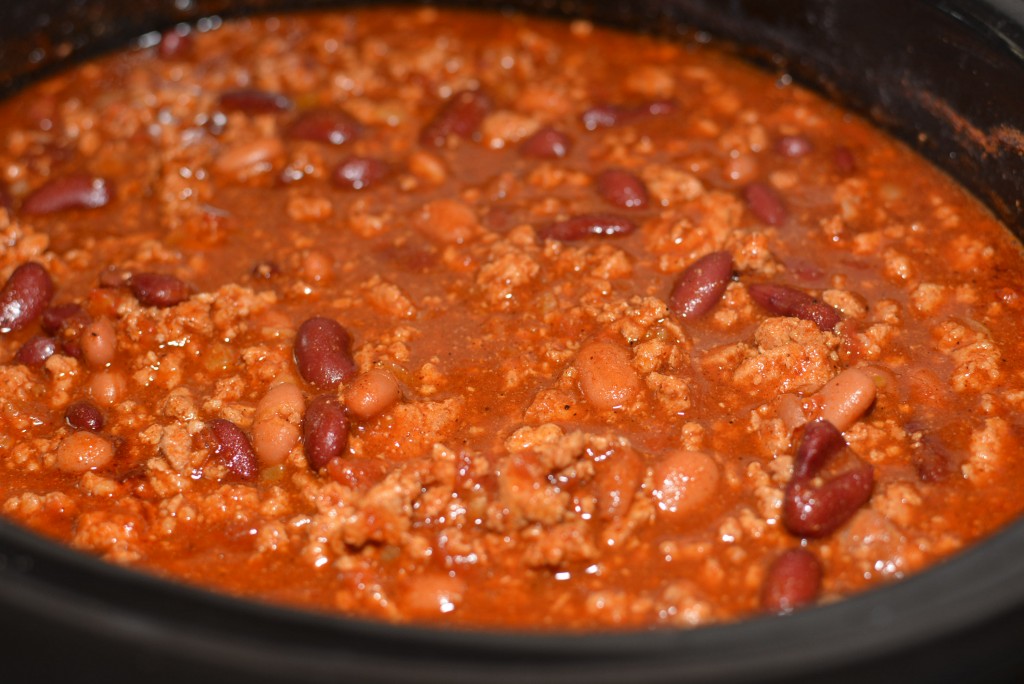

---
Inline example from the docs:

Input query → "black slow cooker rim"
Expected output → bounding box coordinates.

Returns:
[1,1,1023,682]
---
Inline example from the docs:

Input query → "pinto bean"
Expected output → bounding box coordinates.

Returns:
[747,283,842,331]
[593,446,644,521]
[576,339,640,411]
[21,175,113,215]
[293,316,357,390]
[252,382,305,466]
[782,420,874,537]
[213,138,284,179]
[285,108,361,145]
[344,369,401,420]
[651,450,721,520]
[80,318,117,368]
[596,169,649,209]
[15,335,56,367]
[519,127,572,159]
[303,394,349,471]
[761,548,822,613]
[128,272,190,308]
[420,90,492,147]
[331,156,391,190]
[56,431,114,473]
[65,400,104,432]
[88,370,127,407]
[208,418,259,481]
[815,368,877,431]
[412,198,479,244]
[218,89,292,114]
[668,251,734,319]
[540,213,637,241]
[743,181,786,226]
[0,262,54,332]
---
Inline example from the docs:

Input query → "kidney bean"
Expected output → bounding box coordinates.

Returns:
[540,213,637,241]
[776,135,814,158]
[596,169,649,209]
[326,455,388,490]
[743,182,787,226]
[747,283,842,331]
[128,272,190,308]
[21,175,113,215]
[15,335,56,367]
[41,303,89,335]
[576,339,640,411]
[651,450,721,520]
[218,89,292,114]
[331,156,391,191]
[833,146,857,175]
[344,369,401,420]
[65,400,104,432]
[668,251,734,319]
[913,433,954,483]
[519,127,572,159]
[252,382,305,466]
[581,100,675,130]
[642,99,676,116]
[294,316,357,390]
[56,431,114,473]
[303,394,349,471]
[0,183,11,214]
[761,548,822,613]
[285,109,361,146]
[782,420,874,537]
[814,368,877,431]
[0,262,54,332]
[419,90,493,147]
[207,418,259,481]
[80,318,117,368]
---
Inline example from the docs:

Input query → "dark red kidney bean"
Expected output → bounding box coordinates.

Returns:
[519,127,572,159]
[158,28,192,60]
[285,109,361,146]
[0,262,54,332]
[294,316,358,390]
[41,303,90,335]
[65,400,104,432]
[833,146,857,175]
[743,182,787,226]
[303,394,350,471]
[21,175,113,215]
[761,548,822,613]
[128,272,190,308]
[0,182,11,214]
[747,283,842,331]
[791,420,847,481]
[326,455,387,489]
[642,99,676,116]
[218,89,292,114]
[776,135,814,158]
[208,418,259,481]
[783,462,874,538]
[540,213,637,241]
[331,157,391,190]
[15,335,57,367]
[668,251,734,319]
[596,169,649,209]
[913,433,953,483]
[419,90,492,147]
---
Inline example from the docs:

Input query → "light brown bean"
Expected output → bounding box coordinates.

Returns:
[56,431,114,473]
[815,368,877,431]
[576,339,640,411]
[88,370,127,407]
[412,199,479,244]
[651,450,720,520]
[213,138,284,179]
[81,317,117,368]
[344,369,401,420]
[252,382,305,466]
